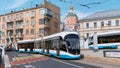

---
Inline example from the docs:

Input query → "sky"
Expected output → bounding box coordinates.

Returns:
[0,0,120,22]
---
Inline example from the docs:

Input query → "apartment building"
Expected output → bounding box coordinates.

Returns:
[0,1,60,45]
[79,9,120,39]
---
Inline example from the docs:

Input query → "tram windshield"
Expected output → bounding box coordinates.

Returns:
[65,34,80,55]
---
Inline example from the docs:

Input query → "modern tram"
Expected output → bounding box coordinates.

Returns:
[17,31,81,59]
[88,31,120,49]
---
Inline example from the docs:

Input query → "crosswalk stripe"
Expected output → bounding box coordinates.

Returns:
[16,57,20,61]
[11,54,44,62]
[19,57,23,60]
[12,58,16,61]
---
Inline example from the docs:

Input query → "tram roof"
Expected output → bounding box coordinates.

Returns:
[17,31,78,43]
[97,31,120,37]
[17,39,35,44]
[43,31,78,40]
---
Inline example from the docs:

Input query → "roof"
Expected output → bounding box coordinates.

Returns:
[66,12,78,18]
[97,30,120,37]
[43,31,78,40]
[17,39,35,44]
[18,31,79,44]
[84,9,120,20]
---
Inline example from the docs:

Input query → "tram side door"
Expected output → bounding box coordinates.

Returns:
[30,43,34,52]
[53,37,60,57]
[25,44,27,52]
[41,40,44,53]
[56,43,60,57]
[46,40,50,54]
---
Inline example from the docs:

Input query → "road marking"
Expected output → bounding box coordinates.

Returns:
[52,59,84,68]
[12,58,16,61]
[24,65,35,68]
[16,57,20,61]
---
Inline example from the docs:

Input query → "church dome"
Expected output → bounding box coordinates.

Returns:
[66,5,78,18]
[66,12,78,18]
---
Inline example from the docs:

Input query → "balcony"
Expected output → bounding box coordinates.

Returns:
[15,17,23,21]
[7,26,14,30]
[15,25,23,29]
[15,34,23,38]
[7,18,14,22]
[7,22,14,30]
[44,14,52,18]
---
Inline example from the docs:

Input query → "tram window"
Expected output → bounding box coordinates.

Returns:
[51,39,59,50]
[28,44,30,48]
[60,45,67,52]
[19,44,24,48]
[39,42,41,48]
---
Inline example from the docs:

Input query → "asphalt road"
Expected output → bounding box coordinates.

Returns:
[6,51,100,68]
[6,51,32,62]
[13,58,101,68]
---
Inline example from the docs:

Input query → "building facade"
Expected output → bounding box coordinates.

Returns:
[64,5,78,31]
[79,9,120,39]
[0,1,60,45]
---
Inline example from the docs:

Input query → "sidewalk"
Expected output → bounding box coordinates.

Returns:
[4,55,11,68]
[81,49,120,66]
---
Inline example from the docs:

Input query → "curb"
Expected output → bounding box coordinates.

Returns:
[84,55,120,65]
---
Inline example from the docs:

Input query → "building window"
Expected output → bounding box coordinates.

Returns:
[31,29,34,34]
[7,16,10,20]
[20,13,23,19]
[39,28,44,34]
[54,22,58,28]
[31,11,35,17]
[11,15,14,20]
[107,21,111,26]
[101,22,104,27]
[31,19,35,26]
[86,33,89,39]
[2,17,6,22]
[16,21,23,27]
[115,20,119,26]
[16,14,19,19]
[26,12,29,17]
[46,8,52,15]
[86,23,89,28]
[94,22,97,28]
[40,8,45,14]
[40,8,52,15]
[26,29,29,34]
[26,21,29,26]
[2,24,5,29]
[54,13,58,18]
[39,19,45,24]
